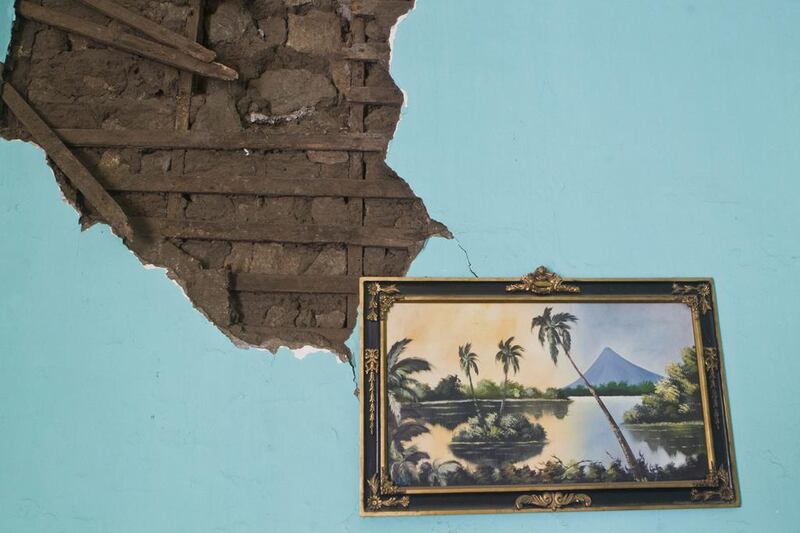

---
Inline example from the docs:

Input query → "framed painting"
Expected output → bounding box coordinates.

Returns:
[359,267,738,515]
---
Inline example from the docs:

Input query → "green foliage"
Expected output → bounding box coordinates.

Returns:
[406,454,709,487]
[563,381,657,397]
[531,306,578,364]
[452,413,547,443]
[386,338,432,404]
[623,347,702,424]
[424,375,467,401]
[495,337,525,376]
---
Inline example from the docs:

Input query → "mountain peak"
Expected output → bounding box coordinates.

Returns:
[597,347,624,361]
[564,347,662,389]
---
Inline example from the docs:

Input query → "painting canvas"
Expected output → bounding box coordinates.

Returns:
[360,269,738,515]
[385,302,709,488]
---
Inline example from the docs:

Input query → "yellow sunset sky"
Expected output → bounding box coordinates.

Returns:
[385,302,695,389]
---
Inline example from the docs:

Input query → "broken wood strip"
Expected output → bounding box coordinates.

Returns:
[169,0,204,216]
[1,83,134,240]
[174,0,204,130]
[135,217,423,248]
[103,174,415,198]
[340,43,389,63]
[56,129,388,152]
[75,0,216,62]
[347,18,367,330]
[233,325,352,342]
[232,274,359,294]
[351,0,414,17]
[347,86,404,106]
[17,1,237,81]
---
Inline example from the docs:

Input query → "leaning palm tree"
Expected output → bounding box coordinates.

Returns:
[458,343,482,420]
[495,337,524,419]
[531,307,644,479]
[386,338,432,424]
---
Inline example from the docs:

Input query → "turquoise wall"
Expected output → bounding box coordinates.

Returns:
[2,1,799,530]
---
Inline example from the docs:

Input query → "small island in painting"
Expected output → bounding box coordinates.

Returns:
[384,302,709,488]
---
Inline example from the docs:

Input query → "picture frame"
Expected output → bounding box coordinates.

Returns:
[359,267,738,515]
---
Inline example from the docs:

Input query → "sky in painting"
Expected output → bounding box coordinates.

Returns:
[386,302,694,389]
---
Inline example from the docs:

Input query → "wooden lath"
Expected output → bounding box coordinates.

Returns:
[75,0,216,63]
[55,129,388,152]
[1,83,134,240]
[230,325,352,343]
[103,174,415,199]
[17,1,237,81]
[351,0,414,17]
[232,274,360,294]
[136,218,426,248]
[347,86,404,106]
[340,43,390,63]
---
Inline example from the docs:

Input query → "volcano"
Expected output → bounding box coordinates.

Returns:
[564,347,663,389]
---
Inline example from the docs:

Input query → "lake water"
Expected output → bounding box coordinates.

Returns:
[402,397,706,471]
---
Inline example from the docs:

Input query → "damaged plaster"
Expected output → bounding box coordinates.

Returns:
[0,0,448,360]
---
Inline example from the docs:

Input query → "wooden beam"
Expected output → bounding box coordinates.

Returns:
[135,217,424,248]
[17,1,237,81]
[232,274,359,294]
[351,0,414,17]
[74,0,216,62]
[347,86,403,106]
[1,83,134,239]
[102,173,415,199]
[56,129,388,152]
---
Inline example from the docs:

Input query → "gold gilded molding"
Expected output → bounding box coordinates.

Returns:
[367,472,409,512]
[506,266,580,295]
[691,467,735,502]
[704,347,722,429]
[673,283,712,316]
[366,283,400,321]
[364,349,379,435]
[515,492,592,511]
[380,468,403,495]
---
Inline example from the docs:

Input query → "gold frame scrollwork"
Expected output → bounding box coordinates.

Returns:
[360,272,738,515]
[506,266,581,295]
[673,283,712,317]
[515,491,593,511]
[704,347,722,429]
[690,467,735,502]
[364,349,379,435]
[366,283,401,321]
[366,470,410,512]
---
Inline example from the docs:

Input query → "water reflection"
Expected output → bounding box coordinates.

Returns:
[401,399,569,430]
[405,396,706,472]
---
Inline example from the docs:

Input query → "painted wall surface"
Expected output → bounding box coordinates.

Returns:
[1,1,799,531]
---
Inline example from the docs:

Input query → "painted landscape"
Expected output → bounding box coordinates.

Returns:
[384,302,709,487]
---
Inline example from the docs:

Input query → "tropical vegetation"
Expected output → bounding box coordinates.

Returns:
[495,337,524,419]
[418,376,569,401]
[452,413,546,443]
[623,347,702,424]
[458,343,482,421]
[531,307,644,479]
[564,380,656,397]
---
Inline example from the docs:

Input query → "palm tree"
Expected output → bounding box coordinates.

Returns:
[386,338,431,424]
[531,307,644,479]
[495,337,524,419]
[458,343,482,420]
